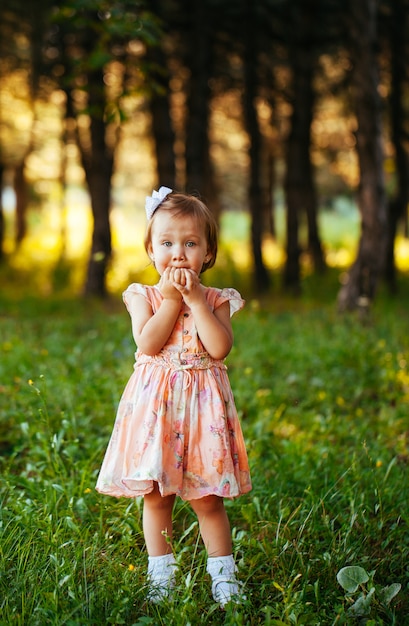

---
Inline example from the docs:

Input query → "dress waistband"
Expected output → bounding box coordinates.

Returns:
[135,350,226,371]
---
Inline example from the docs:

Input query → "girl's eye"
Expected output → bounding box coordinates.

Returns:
[162,241,172,247]
[186,241,196,247]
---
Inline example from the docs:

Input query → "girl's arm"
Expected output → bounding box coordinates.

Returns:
[173,269,233,359]
[129,296,181,355]
[129,271,182,355]
[189,299,233,360]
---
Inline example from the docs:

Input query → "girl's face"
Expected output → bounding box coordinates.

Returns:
[148,209,211,276]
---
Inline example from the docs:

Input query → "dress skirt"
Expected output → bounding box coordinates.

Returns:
[96,283,252,501]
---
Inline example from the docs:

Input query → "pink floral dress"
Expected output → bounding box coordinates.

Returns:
[96,283,252,501]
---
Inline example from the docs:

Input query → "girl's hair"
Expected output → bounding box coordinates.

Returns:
[144,192,218,273]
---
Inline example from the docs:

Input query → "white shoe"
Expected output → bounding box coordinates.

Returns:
[207,555,246,608]
[147,554,177,604]
[211,578,246,608]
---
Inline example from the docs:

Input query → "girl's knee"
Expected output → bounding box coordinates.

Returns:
[190,495,225,516]
[144,483,175,511]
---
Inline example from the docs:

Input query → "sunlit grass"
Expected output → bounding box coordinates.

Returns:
[1,293,408,623]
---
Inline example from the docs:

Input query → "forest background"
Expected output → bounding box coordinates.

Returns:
[1,0,409,624]
[1,0,408,307]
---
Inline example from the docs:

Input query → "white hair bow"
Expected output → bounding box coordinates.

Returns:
[145,186,172,220]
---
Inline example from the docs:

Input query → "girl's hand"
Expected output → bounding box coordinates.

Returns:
[158,267,183,301]
[173,269,205,307]
[173,268,233,359]
[172,267,187,288]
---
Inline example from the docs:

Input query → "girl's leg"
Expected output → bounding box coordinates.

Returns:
[189,495,232,556]
[143,483,177,603]
[143,482,176,555]
[190,495,245,607]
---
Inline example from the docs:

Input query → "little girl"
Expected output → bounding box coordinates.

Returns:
[96,187,252,607]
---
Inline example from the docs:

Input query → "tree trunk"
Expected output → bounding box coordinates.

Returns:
[184,0,220,216]
[14,160,28,244]
[337,0,387,312]
[149,75,176,190]
[243,0,270,293]
[283,0,325,292]
[305,175,325,273]
[264,145,276,238]
[283,180,301,293]
[82,118,113,298]
[74,71,114,298]
[384,0,409,291]
[146,0,176,189]
[0,165,4,260]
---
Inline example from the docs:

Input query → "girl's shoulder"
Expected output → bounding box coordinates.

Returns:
[205,286,245,317]
[122,283,161,312]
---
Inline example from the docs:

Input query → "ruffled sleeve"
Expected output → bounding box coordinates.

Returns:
[122,283,149,314]
[207,287,245,317]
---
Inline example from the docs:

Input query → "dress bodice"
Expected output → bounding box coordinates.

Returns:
[123,283,244,365]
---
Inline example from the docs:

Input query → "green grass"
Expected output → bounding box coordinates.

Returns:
[1,281,409,624]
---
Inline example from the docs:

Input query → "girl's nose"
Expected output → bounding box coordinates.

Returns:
[173,246,185,260]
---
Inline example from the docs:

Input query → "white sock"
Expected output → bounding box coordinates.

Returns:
[207,555,244,607]
[147,553,177,603]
